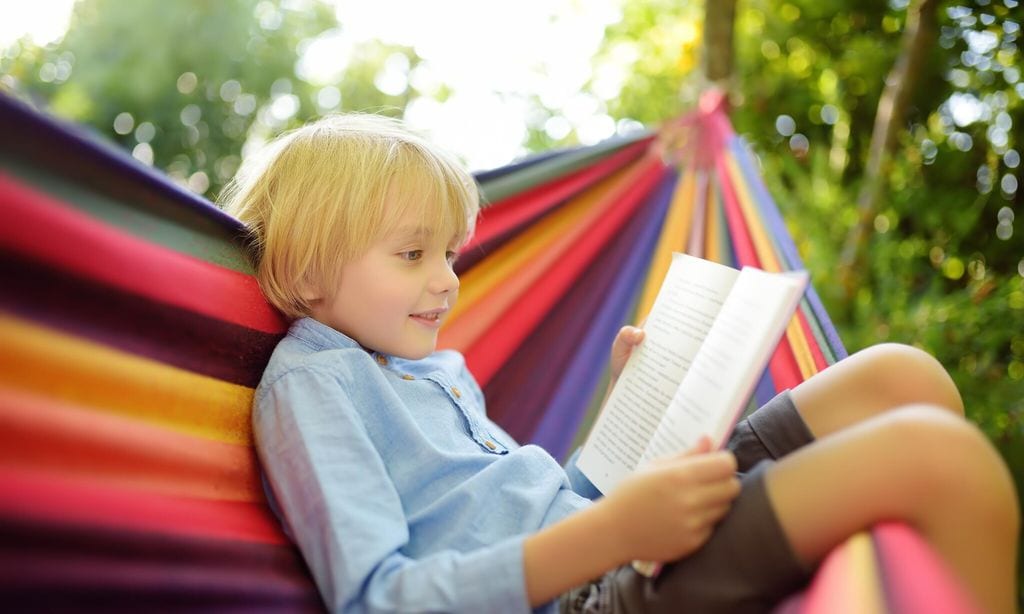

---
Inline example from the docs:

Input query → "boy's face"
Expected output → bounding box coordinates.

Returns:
[308,223,461,360]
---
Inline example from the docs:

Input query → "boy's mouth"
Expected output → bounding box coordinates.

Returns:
[410,308,447,328]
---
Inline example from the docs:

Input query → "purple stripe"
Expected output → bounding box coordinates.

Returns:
[0,92,244,235]
[0,514,323,612]
[530,170,678,458]
[0,249,280,388]
[482,169,671,445]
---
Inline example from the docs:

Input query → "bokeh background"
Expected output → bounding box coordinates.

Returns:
[2,0,1021,596]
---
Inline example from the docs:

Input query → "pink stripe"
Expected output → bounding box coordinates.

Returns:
[0,173,285,334]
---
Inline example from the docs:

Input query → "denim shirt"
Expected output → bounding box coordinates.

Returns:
[254,317,602,613]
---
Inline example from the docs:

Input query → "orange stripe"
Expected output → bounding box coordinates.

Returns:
[0,314,254,444]
[0,386,264,503]
[441,159,649,351]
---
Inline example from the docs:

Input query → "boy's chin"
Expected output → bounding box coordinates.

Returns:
[392,342,437,361]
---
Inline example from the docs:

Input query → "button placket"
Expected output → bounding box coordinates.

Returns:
[426,374,507,454]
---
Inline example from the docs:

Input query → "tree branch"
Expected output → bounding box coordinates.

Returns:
[837,0,939,301]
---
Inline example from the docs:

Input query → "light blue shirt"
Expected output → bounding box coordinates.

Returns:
[254,317,602,613]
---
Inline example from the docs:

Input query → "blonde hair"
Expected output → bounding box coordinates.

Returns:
[221,113,480,319]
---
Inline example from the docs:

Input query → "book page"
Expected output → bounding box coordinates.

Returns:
[639,268,808,463]
[578,253,739,494]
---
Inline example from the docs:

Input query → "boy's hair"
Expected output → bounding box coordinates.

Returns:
[221,113,480,319]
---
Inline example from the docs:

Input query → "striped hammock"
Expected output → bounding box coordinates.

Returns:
[0,90,977,612]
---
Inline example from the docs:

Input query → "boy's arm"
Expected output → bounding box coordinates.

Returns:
[525,439,740,606]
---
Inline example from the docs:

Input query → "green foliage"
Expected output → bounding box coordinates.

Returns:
[0,0,418,199]
[595,0,704,125]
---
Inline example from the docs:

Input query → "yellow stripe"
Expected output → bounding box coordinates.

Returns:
[785,315,818,378]
[724,154,818,378]
[704,177,722,264]
[0,314,254,445]
[448,162,639,326]
[724,155,781,272]
[634,166,696,323]
[846,532,889,614]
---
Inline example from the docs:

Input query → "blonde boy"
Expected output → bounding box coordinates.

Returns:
[225,114,1018,613]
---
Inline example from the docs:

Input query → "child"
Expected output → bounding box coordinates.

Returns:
[223,113,1019,613]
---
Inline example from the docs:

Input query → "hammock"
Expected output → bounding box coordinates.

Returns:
[0,90,977,612]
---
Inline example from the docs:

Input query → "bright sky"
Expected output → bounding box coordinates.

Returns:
[1,0,627,171]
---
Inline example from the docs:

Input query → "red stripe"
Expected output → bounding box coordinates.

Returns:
[468,139,653,250]
[873,522,980,613]
[714,157,804,391]
[0,468,289,545]
[466,153,665,385]
[0,173,286,334]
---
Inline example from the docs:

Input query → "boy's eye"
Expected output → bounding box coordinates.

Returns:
[446,251,458,265]
[402,250,423,262]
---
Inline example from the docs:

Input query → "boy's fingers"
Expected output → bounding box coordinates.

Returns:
[670,450,738,481]
[616,325,645,345]
[680,435,713,456]
[692,475,742,506]
[693,501,733,527]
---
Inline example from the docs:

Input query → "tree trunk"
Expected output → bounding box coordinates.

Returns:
[837,0,939,301]
[703,0,737,89]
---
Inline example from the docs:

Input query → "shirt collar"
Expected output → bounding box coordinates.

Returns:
[288,317,364,352]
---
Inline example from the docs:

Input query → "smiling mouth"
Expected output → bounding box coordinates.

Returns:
[410,309,447,328]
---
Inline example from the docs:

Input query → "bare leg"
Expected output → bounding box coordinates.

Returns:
[765,405,1019,614]
[790,343,965,438]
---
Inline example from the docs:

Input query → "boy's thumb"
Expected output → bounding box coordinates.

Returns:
[682,436,713,457]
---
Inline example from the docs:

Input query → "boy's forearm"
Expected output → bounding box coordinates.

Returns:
[522,501,627,606]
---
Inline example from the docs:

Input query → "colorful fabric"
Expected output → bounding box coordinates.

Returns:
[0,91,975,612]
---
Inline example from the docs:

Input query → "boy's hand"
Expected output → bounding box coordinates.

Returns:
[609,326,645,384]
[596,437,740,564]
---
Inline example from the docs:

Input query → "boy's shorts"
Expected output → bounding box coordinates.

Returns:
[561,391,816,614]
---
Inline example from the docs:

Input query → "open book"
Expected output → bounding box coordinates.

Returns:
[578,252,809,495]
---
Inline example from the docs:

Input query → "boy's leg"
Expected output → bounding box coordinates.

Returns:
[729,343,962,470]
[789,343,964,437]
[766,405,1019,614]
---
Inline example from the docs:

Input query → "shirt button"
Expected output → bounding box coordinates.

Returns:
[450,386,462,398]
[376,355,388,366]
[484,440,497,450]
[402,374,415,381]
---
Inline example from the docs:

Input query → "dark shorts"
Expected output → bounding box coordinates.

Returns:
[561,391,816,614]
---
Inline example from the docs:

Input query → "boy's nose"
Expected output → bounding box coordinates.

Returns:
[429,260,460,294]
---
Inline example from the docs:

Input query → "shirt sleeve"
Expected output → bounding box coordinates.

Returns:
[254,366,531,614]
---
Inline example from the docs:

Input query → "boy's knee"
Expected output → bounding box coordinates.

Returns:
[880,406,1017,528]
[856,344,964,415]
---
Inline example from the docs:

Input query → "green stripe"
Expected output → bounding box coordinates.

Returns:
[2,155,254,275]
[799,299,839,366]
[478,132,652,205]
